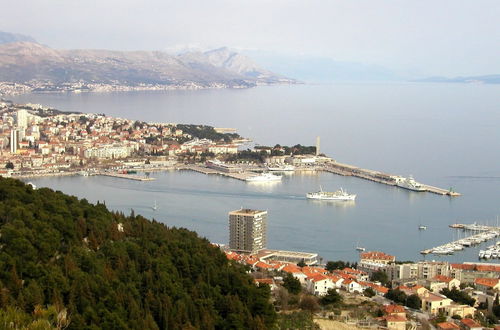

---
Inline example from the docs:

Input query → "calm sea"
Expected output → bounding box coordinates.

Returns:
[13,83,500,262]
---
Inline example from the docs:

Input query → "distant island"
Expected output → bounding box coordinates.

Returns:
[415,74,500,85]
[0,31,297,95]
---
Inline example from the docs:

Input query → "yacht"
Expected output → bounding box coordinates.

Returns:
[306,187,356,201]
[152,200,158,211]
[396,175,426,192]
[246,172,282,182]
[418,225,427,230]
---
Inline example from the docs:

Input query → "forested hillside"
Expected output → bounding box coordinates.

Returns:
[0,178,275,329]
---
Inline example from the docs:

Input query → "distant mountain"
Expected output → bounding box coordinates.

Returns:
[0,41,296,88]
[243,52,403,82]
[416,74,500,84]
[0,31,37,44]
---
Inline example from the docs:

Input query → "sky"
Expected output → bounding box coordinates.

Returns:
[1,0,499,76]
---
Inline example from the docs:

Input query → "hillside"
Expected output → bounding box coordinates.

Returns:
[0,178,275,329]
[0,41,295,88]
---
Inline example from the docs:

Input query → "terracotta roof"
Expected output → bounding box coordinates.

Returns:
[433,275,455,283]
[307,274,329,283]
[384,315,407,322]
[423,292,449,302]
[255,261,272,269]
[474,277,500,288]
[436,322,460,329]
[360,251,395,261]
[359,281,389,294]
[460,318,481,328]
[282,264,303,274]
[451,263,500,272]
[384,304,405,314]
[255,278,273,285]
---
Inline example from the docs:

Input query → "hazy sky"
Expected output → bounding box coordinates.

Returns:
[1,0,499,76]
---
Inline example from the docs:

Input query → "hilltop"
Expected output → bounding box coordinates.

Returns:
[0,178,275,329]
[0,32,296,91]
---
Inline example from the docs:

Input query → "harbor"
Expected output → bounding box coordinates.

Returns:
[421,223,500,256]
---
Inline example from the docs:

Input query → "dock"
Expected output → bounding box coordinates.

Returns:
[420,223,500,255]
[98,172,155,181]
[321,162,460,196]
[177,165,257,181]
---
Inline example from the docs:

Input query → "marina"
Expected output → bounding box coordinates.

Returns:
[421,223,500,255]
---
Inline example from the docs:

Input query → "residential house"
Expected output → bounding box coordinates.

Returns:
[305,274,335,296]
[341,279,363,293]
[383,315,407,330]
[443,304,475,318]
[421,292,453,315]
[360,251,396,265]
[428,275,460,292]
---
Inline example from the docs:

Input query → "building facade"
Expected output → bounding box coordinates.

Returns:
[229,209,267,254]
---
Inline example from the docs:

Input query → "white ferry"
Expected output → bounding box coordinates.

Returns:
[246,172,282,182]
[396,175,426,192]
[306,187,356,201]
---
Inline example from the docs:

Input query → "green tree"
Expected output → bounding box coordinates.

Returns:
[320,289,343,306]
[297,259,306,267]
[364,287,376,298]
[5,162,14,169]
[325,261,346,272]
[370,270,389,286]
[283,273,302,295]
[385,289,407,305]
[406,294,421,309]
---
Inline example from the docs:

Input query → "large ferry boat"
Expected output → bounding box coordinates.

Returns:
[246,172,282,182]
[306,187,356,201]
[396,175,426,192]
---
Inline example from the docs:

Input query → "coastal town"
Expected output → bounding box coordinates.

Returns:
[225,246,500,329]
[1,99,498,329]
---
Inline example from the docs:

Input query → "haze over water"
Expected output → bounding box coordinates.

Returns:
[14,83,500,262]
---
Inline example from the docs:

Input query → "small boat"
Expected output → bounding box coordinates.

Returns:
[418,225,427,230]
[152,200,158,211]
[355,240,365,252]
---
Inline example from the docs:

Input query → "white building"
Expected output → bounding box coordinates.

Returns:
[306,274,335,296]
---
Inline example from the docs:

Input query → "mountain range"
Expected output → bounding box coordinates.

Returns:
[0,32,295,88]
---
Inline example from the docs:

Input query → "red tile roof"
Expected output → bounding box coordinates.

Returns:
[383,304,405,314]
[460,318,481,328]
[384,315,407,323]
[436,322,460,329]
[360,251,395,261]
[433,275,455,283]
[307,274,329,283]
[474,277,500,288]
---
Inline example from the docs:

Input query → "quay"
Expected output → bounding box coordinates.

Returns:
[177,165,257,181]
[98,172,155,181]
[420,223,500,255]
[321,161,460,196]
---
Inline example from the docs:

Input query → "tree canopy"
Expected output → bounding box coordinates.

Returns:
[0,178,275,329]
